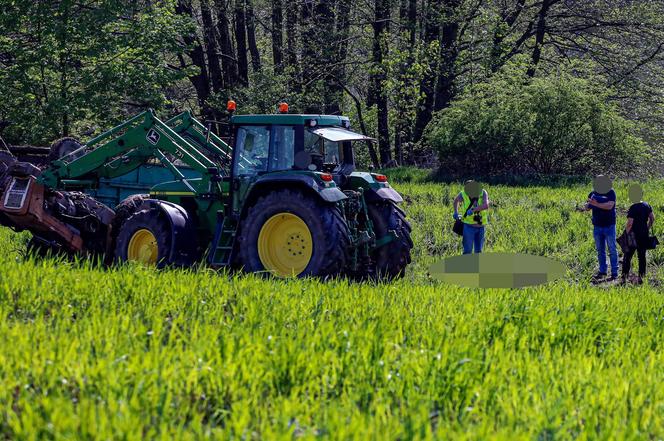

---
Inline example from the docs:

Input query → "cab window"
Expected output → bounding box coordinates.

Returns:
[234,126,270,176]
[270,126,295,171]
[303,130,344,170]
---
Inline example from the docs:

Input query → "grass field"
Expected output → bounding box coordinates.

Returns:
[1,175,663,439]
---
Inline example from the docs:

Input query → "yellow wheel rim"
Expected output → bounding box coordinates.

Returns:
[127,229,158,265]
[257,213,313,277]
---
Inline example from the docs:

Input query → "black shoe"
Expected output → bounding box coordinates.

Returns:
[591,272,607,282]
[608,275,618,282]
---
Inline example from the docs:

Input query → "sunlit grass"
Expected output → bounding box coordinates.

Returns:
[0,179,663,438]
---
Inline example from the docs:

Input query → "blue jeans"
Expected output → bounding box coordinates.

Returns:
[593,225,618,276]
[462,226,485,254]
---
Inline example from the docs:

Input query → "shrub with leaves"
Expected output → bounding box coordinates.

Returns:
[425,65,647,177]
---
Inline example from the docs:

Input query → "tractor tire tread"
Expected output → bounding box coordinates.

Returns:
[111,194,150,241]
[368,201,413,279]
[47,137,83,163]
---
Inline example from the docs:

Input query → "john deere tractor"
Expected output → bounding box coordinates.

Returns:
[0,104,412,278]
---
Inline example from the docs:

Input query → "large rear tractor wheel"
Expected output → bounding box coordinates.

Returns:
[114,208,173,268]
[238,190,349,278]
[368,202,413,279]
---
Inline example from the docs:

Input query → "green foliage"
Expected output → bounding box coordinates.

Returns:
[0,0,191,145]
[425,64,648,177]
[0,179,663,438]
[379,167,435,184]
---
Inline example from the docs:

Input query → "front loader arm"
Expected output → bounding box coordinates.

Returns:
[39,110,223,192]
[0,109,228,257]
[165,111,233,166]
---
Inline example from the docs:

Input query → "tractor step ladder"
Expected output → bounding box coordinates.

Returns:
[207,210,238,267]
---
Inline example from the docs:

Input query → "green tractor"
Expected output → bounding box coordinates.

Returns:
[0,104,412,279]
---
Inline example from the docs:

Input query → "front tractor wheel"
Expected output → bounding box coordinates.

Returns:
[114,208,173,267]
[238,190,349,278]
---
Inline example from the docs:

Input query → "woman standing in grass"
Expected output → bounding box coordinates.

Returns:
[621,184,655,285]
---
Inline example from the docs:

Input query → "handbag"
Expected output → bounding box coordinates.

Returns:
[617,230,637,253]
[646,227,659,250]
[452,199,474,237]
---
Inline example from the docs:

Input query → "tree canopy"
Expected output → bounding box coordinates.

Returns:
[0,0,662,173]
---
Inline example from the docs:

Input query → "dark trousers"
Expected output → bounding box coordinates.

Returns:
[622,247,647,277]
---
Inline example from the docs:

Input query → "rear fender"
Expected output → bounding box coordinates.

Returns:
[364,187,404,204]
[239,175,347,225]
[254,174,347,203]
[141,199,198,265]
[241,175,346,217]
[346,172,403,204]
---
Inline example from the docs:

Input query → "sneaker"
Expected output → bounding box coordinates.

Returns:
[608,275,618,282]
[591,272,607,282]
[636,276,643,285]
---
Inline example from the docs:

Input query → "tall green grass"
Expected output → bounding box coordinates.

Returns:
[0,179,663,439]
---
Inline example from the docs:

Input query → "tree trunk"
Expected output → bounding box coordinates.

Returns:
[61,67,69,137]
[215,0,238,87]
[413,0,441,142]
[176,0,213,120]
[234,0,249,85]
[527,0,552,77]
[394,0,417,163]
[285,1,298,69]
[201,0,224,92]
[301,0,335,113]
[245,0,261,73]
[433,0,461,112]
[490,0,526,73]
[340,83,380,169]
[324,0,350,115]
[271,0,284,73]
[368,0,391,166]
[407,0,416,46]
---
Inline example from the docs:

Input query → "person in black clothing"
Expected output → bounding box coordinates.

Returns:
[621,184,655,284]
[582,175,618,281]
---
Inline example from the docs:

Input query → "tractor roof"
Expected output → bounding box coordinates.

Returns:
[230,114,350,127]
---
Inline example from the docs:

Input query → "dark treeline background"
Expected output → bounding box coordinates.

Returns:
[0,0,662,173]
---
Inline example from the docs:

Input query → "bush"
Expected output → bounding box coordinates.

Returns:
[424,68,647,177]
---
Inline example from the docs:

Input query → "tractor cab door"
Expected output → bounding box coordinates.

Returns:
[230,125,296,212]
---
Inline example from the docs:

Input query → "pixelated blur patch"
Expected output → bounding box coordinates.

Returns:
[428,252,565,288]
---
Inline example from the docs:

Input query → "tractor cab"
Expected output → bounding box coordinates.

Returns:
[229,113,373,183]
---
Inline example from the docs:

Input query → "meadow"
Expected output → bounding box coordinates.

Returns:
[0,175,663,439]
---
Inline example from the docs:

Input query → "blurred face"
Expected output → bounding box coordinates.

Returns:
[628,184,643,203]
[593,175,612,194]
[464,181,481,198]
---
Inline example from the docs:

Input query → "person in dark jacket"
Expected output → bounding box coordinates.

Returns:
[621,184,655,284]
[583,175,618,281]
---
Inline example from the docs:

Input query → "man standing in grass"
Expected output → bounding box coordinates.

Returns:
[583,175,618,282]
[454,180,490,254]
